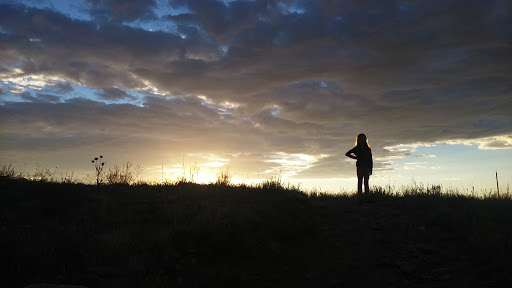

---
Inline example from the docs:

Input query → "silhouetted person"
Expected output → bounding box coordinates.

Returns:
[345,133,373,197]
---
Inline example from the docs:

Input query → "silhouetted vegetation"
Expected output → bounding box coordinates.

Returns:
[215,170,232,186]
[1,171,511,287]
[0,163,25,179]
[92,156,105,185]
[105,162,143,185]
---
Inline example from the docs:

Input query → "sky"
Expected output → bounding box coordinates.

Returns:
[0,0,511,193]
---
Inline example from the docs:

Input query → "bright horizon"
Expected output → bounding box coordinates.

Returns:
[5,141,511,194]
[1,0,511,193]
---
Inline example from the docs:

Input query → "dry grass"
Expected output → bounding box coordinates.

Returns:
[1,176,511,287]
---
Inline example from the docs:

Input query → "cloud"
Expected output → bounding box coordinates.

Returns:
[9,86,26,94]
[97,87,136,100]
[2,1,510,101]
[417,154,437,158]
[51,82,74,94]
[36,93,62,103]
[0,96,262,154]
[0,0,511,181]
[87,0,157,23]
[440,135,512,150]
[0,4,222,90]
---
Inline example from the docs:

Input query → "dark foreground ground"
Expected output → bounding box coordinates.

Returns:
[1,178,511,287]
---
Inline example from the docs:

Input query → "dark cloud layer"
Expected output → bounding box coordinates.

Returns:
[97,87,136,100]
[87,0,157,23]
[1,0,511,180]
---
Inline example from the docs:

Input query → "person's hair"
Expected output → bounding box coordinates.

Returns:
[355,133,370,148]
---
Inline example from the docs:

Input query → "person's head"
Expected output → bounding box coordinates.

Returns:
[355,133,369,147]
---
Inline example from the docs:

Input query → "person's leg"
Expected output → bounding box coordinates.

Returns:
[364,169,370,195]
[357,167,363,197]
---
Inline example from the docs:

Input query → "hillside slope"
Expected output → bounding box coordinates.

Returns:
[2,179,511,287]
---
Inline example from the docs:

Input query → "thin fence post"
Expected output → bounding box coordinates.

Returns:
[496,171,500,198]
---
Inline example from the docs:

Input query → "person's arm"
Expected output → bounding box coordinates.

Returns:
[345,147,357,160]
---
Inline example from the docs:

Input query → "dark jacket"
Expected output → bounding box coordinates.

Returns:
[346,146,373,171]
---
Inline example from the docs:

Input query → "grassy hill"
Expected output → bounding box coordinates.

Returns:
[1,178,511,287]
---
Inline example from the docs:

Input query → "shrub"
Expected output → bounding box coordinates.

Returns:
[0,163,25,179]
[261,175,283,190]
[105,162,142,185]
[32,164,56,182]
[216,170,232,186]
